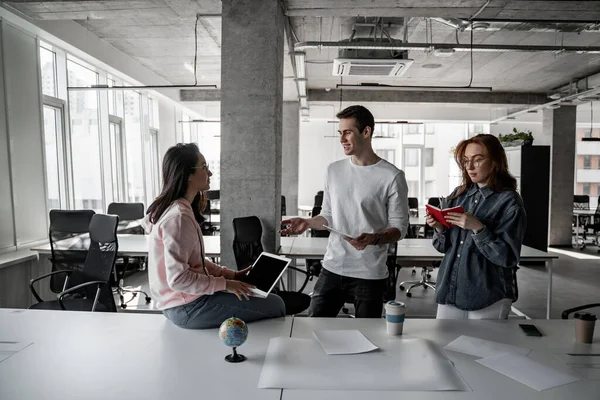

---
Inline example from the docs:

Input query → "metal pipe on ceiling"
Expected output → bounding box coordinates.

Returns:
[294,41,600,53]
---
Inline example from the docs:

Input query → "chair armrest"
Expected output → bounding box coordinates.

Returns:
[57,281,106,310]
[561,303,600,319]
[29,270,73,303]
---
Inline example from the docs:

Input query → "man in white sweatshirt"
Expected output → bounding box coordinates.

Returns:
[281,105,409,318]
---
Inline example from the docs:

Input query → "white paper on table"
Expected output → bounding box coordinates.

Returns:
[444,335,531,358]
[258,337,471,391]
[0,351,13,363]
[312,330,378,355]
[476,353,581,391]
[0,341,32,352]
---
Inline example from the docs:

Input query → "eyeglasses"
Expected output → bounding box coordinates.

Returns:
[462,157,486,168]
[192,164,210,172]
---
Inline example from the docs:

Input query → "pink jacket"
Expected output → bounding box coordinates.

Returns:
[143,199,236,310]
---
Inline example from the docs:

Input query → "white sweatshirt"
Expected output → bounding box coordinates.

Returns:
[319,158,409,280]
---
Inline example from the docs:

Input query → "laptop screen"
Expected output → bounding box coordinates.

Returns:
[243,253,290,293]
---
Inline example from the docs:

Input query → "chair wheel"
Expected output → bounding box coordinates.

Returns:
[121,304,127,309]
[406,292,412,298]
[145,297,151,303]
[399,285,405,291]
[423,286,428,290]
[411,270,416,275]
[427,274,432,279]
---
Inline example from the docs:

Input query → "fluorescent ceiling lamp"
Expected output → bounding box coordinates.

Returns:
[294,52,306,78]
[178,119,220,123]
[327,120,423,124]
[68,84,217,91]
[335,84,492,92]
[433,48,455,57]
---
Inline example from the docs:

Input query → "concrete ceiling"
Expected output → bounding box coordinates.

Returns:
[6,0,600,100]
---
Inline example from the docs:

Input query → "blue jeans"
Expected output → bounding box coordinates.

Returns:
[162,292,286,329]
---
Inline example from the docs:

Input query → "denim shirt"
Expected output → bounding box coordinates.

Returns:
[432,184,527,311]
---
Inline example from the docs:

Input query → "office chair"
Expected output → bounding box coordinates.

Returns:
[562,303,600,319]
[342,242,400,317]
[107,202,151,309]
[29,214,119,312]
[399,261,438,298]
[281,195,287,216]
[406,197,421,276]
[583,200,600,250]
[314,191,324,208]
[408,197,419,217]
[232,216,311,315]
[47,209,96,294]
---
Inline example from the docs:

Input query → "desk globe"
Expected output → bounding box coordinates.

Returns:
[219,317,248,362]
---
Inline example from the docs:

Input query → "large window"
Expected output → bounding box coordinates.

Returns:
[68,59,103,212]
[108,119,125,202]
[196,122,221,189]
[583,183,591,195]
[124,91,145,203]
[375,149,396,165]
[150,129,160,199]
[404,148,419,167]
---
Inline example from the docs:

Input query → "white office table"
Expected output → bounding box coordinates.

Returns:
[283,317,600,400]
[0,309,291,400]
[280,238,558,319]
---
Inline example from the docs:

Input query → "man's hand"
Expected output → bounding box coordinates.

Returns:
[233,266,252,281]
[425,213,446,233]
[345,233,377,251]
[444,212,484,232]
[225,280,255,301]
[280,217,310,236]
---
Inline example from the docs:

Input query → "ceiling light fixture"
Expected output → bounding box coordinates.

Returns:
[422,63,442,69]
[336,83,492,92]
[68,84,218,91]
[433,48,456,57]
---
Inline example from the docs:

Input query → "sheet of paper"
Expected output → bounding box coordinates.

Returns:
[476,354,581,391]
[313,330,378,355]
[444,335,531,358]
[258,337,470,391]
[0,352,13,363]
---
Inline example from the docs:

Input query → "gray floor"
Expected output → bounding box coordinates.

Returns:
[115,246,600,319]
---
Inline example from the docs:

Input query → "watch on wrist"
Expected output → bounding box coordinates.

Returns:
[372,233,381,246]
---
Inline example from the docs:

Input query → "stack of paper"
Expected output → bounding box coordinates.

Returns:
[444,336,580,391]
[0,341,33,364]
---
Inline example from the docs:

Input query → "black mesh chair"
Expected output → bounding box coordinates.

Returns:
[281,195,287,216]
[207,190,220,214]
[232,216,311,315]
[314,191,324,208]
[200,199,218,236]
[573,195,591,244]
[29,214,119,312]
[47,209,96,294]
[107,202,151,309]
[305,206,329,278]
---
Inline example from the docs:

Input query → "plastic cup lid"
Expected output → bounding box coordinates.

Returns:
[387,301,405,307]
[574,312,597,321]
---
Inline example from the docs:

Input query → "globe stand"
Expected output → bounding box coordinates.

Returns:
[224,347,246,363]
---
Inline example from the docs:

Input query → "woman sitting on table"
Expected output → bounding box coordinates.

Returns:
[426,134,526,320]
[143,143,285,329]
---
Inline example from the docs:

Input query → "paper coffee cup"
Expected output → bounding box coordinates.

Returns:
[575,312,596,344]
[385,301,406,335]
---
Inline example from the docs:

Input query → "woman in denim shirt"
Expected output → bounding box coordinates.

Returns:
[426,134,526,319]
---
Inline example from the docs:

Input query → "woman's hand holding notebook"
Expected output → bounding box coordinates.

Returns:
[425,204,465,228]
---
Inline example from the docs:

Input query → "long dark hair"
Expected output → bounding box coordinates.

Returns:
[451,134,517,198]
[147,143,207,224]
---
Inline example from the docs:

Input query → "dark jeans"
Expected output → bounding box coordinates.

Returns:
[163,292,286,329]
[308,268,386,318]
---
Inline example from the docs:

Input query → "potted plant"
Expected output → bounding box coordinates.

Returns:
[498,128,534,147]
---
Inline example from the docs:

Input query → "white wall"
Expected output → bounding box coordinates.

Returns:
[0,21,47,250]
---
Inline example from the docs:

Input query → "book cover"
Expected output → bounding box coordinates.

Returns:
[425,204,465,228]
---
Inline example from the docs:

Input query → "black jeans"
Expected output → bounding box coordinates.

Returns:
[308,268,387,318]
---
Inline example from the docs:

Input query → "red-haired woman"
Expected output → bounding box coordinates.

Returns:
[426,134,526,319]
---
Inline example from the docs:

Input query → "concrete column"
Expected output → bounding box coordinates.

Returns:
[220,0,284,268]
[282,101,300,217]
[543,106,577,246]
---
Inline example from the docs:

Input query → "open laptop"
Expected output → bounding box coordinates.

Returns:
[242,252,292,298]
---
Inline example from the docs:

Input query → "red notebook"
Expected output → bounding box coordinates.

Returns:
[425,204,465,228]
